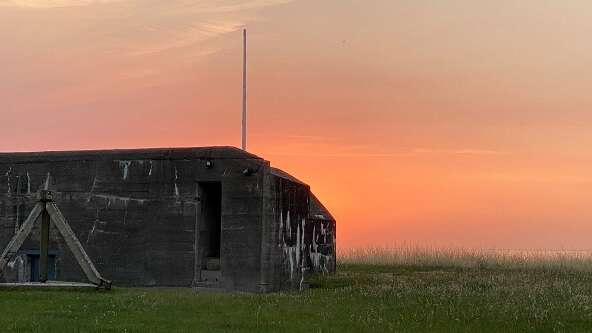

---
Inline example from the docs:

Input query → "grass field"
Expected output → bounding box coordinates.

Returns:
[2,248,592,332]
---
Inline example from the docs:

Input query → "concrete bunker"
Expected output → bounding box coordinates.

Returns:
[0,147,336,292]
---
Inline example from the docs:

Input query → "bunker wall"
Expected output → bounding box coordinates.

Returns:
[0,153,266,291]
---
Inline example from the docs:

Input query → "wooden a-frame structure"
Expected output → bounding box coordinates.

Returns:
[0,190,111,290]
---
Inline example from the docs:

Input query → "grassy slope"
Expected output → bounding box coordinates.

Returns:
[2,264,592,332]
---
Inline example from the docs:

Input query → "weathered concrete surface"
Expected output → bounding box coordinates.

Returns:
[0,147,336,292]
[262,169,337,291]
[308,194,337,274]
[0,281,97,289]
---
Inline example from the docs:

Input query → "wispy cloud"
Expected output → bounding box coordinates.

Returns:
[1,0,293,57]
[0,0,123,8]
[264,150,509,158]
[1,0,291,10]
[127,20,243,56]
[412,148,509,156]
[0,0,293,103]
[251,134,341,142]
[258,142,509,158]
[252,134,509,157]
[177,0,293,14]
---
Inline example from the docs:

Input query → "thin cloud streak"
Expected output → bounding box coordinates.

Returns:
[0,0,292,105]
[412,148,510,156]
[1,0,292,10]
[262,148,509,158]
[0,0,123,8]
[127,20,242,56]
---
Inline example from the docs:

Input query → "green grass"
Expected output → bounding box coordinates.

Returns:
[3,251,592,332]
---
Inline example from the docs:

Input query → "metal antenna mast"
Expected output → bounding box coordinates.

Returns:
[242,28,247,151]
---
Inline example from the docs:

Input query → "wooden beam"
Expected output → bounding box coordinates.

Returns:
[39,209,50,282]
[45,202,111,289]
[0,202,44,274]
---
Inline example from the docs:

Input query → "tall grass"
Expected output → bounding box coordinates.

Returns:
[339,246,592,271]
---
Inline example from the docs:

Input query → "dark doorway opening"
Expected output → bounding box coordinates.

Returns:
[29,254,56,282]
[198,182,222,271]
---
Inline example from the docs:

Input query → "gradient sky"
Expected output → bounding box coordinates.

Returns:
[2,0,592,250]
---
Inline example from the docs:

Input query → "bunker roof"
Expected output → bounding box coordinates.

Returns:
[0,146,335,223]
[310,193,335,221]
[270,167,307,186]
[0,146,262,163]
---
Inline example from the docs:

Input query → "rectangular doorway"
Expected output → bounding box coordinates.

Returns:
[29,254,56,282]
[196,182,222,283]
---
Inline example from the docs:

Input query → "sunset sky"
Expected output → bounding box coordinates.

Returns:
[2,0,592,250]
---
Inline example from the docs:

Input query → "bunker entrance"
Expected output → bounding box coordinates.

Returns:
[197,182,222,280]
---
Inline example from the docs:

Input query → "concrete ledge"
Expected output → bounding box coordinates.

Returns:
[0,281,97,289]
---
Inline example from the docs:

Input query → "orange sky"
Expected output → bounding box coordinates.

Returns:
[2,0,592,250]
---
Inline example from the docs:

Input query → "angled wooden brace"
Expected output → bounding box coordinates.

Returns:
[0,190,111,290]
[45,202,112,290]
[0,202,44,274]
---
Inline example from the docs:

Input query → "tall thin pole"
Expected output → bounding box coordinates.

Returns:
[242,29,247,151]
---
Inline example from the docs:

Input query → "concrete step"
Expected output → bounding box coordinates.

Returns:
[200,269,221,282]
[197,269,222,289]
[195,282,223,292]
[206,257,220,270]
[194,285,227,293]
